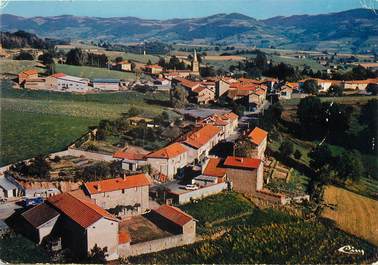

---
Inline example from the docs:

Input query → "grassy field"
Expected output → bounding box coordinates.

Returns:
[0,80,174,165]
[131,192,378,264]
[54,64,137,80]
[0,110,98,165]
[322,185,378,246]
[0,59,45,75]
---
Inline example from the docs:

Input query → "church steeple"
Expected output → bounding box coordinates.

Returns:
[192,49,199,73]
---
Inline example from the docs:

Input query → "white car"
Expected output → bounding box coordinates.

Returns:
[185,184,199,190]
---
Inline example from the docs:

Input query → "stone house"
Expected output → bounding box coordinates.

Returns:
[192,86,215,104]
[203,156,263,196]
[182,124,221,163]
[145,142,188,180]
[223,156,264,195]
[248,127,268,159]
[83,173,151,215]
[20,192,120,260]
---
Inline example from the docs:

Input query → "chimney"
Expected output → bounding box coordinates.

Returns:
[96,184,101,192]
[123,173,127,181]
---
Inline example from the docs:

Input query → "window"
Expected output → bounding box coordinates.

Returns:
[122,189,125,194]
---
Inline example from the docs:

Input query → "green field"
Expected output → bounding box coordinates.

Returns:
[0,59,45,75]
[0,80,174,165]
[0,110,98,165]
[54,64,137,80]
[131,192,378,264]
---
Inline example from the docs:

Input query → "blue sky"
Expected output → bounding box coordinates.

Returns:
[2,0,365,19]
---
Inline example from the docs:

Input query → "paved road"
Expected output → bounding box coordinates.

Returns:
[0,201,22,220]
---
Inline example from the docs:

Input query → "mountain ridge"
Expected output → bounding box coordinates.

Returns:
[1,9,377,52]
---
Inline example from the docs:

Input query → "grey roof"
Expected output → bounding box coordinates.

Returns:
[0,177,17,191]
[22,203,60,228]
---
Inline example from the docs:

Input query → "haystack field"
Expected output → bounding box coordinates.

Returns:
[322,185,378,246]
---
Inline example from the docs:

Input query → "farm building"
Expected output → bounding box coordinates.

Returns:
[24,78,46,90]
[18,69,38,85]
[20,192,120,260]
[92,79,120,91]
[55,74,90,92]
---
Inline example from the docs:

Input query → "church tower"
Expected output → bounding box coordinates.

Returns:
[192,49,200,74]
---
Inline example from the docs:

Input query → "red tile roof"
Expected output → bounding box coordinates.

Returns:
[223,112,238,121]
[119,231,131,244]
[146,142,187,159]
[20,69,38,76]
[248,127,268,145]
[153,205,193,226]
[47,192,117,228]
[203,158,226,178]
[50,73,65,78]
[183,124,221,149]
[113,150,146,161]
[84,174,151,195]
[224,156,262,170]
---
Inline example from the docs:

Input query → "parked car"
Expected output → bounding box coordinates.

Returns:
[23,197,44,207]
[185,184,199,191]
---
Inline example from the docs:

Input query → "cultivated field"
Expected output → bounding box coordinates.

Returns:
[131,192,378,264]
[204,55,245,61]
[322,185,378,246]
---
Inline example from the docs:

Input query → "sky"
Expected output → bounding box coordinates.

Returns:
[0,0,370,19]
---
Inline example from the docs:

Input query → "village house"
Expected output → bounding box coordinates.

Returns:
[83,173,151,214]
[18,69,38,85]
[197,112,238,140]
[145,142,188,180]
[45,73,65,90]
[113,60,132,72]
[145,64,163,75]
[181,124,221,163]
[92,79,120,91]
[248,127,268,159]
[20,192,120,260]
[343,78,378,91]
[191,86,215,104]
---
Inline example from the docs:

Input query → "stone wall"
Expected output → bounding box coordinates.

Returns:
[119,232,195,257]
[173,182,227,205]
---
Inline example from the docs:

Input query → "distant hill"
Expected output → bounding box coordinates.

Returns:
[0,30,67,49]
[1,9,377,52]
